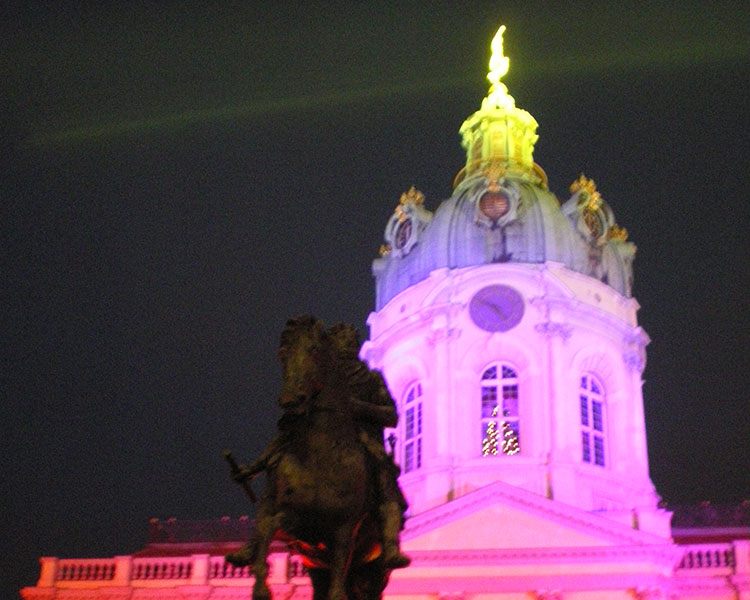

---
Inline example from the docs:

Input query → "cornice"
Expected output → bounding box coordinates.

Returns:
[406,544,680,569]
[402,480,670,548]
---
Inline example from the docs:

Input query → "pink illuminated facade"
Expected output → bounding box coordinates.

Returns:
[21,27,750,600]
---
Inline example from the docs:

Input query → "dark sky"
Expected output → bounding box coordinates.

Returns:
[2,2,749,598]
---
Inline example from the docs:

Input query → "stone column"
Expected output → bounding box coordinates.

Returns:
[112,555,132,586]
[189,554,209,585]
[732,539,750,600]
[36,557,57,587]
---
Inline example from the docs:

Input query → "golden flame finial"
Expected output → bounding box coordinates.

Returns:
[487,25,509,88]
[483,25,515,111]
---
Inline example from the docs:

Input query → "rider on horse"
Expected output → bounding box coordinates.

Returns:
[226,320,410,570]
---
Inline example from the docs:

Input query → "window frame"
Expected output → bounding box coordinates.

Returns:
[580,373,607,467]
[401,381,423,473]
[480,362,521,457]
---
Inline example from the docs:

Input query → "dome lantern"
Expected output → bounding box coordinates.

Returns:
[456,26,544,188]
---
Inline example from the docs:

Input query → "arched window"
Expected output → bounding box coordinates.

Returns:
[402,382,423,473]
[580,374,606,467]
[481,363,520,456]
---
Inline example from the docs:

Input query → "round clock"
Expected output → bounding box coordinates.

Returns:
[469,285,524,332]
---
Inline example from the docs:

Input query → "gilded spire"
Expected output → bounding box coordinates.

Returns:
[457,26,542,187]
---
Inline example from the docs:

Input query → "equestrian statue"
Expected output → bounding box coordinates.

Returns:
[224,316,410,600]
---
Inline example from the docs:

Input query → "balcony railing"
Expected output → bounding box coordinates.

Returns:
[35,551,301,589]
[131,557,193,580]
[677,544,735,570]
[56,559,116,582]
[31,540,749,591]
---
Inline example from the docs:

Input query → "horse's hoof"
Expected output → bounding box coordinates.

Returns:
[225,546,254,567]
[383,547,412,569]
[253,582,272,600]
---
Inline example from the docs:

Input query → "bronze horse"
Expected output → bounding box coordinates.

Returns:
[231,316,390,600]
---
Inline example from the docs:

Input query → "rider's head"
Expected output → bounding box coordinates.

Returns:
[327,323,361,356]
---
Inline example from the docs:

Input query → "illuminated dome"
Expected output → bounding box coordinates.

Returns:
[365,27,665,537]
[373,27,635,310]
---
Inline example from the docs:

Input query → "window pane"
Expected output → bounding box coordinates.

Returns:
[481,387,497,418]
[502,384,518,400]
[405,407,414,439]
[482,366,497,380]
[503,394,519,418]
[592,401,603,432]
[502,365,517,379]
[482,420,499,456]
[582,431,591,463]
[501,420,520,455]
[482,387,497,402]
[581,373,606,467]
[403,382,423,473]
[594,436,605,466]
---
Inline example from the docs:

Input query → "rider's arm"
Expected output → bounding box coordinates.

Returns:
[349,397,398,427]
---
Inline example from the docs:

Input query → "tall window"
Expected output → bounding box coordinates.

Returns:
[580,374,606,467]
[403,382,423,473]
[481,363,520,456]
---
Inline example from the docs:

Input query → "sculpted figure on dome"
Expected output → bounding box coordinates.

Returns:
[225,316,410,600]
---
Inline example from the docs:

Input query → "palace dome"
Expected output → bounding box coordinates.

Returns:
[373,28,635,310]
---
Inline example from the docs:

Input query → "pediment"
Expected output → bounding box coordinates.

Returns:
[401,480,666,552]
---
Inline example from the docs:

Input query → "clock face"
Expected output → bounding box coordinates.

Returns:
[469,285,524,332]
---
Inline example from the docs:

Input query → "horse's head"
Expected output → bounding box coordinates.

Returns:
[278,316,331,413]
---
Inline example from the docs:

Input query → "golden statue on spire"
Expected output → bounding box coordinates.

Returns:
[487,25,509,86]
[483,25,516,111]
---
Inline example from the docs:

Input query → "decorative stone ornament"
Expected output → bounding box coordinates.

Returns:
[474,175,521,230]
[567,174,614,245]
[384,186,432,258]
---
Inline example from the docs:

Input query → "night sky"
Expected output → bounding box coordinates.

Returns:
[2,3,749,598]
